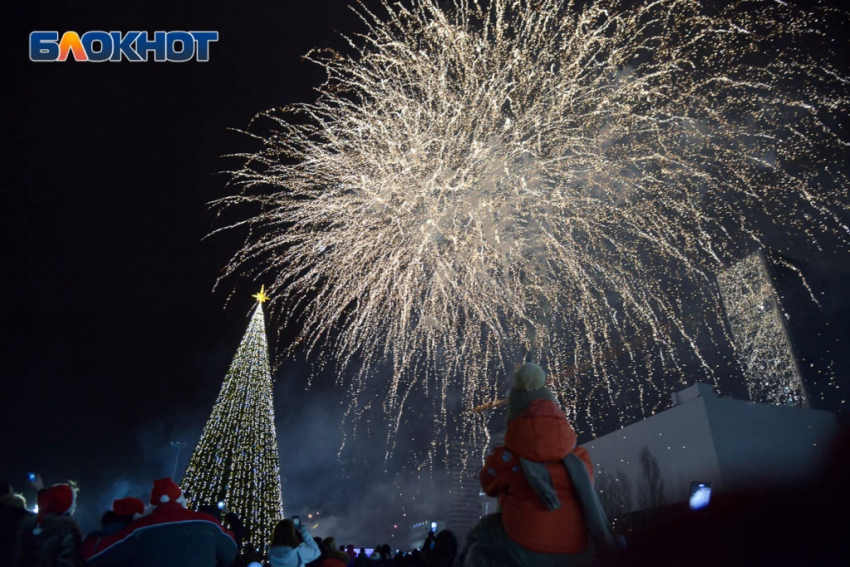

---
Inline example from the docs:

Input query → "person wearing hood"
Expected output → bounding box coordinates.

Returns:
[422,530,457,567]
[80,498,145,559]
[268,519,320,567]
[462,362,618,567]
[14,482,82,567]
[1,481,33,567]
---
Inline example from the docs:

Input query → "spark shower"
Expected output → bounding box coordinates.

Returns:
[215,0,849,451]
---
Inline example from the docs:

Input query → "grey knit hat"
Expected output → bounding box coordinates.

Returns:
[506,362,557,424]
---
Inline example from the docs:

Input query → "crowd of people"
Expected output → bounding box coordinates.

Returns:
[3,361,847,566]
[0,361,621,567]
[0,475,464,567]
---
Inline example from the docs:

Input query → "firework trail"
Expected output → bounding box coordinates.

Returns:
[216,0,849,446]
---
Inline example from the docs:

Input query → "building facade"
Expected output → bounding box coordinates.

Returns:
[582,383,839,515]
[444,438,484,548]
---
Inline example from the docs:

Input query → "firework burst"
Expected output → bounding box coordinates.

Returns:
[216,0,849,447]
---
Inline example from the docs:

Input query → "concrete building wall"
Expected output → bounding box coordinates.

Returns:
[581,383,839,513]
[703,393,838,490]
[582,384,723,507]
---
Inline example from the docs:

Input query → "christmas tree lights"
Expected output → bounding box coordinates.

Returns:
[182,287,284,555]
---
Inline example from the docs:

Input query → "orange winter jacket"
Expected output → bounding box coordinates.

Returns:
[479,399,593,554]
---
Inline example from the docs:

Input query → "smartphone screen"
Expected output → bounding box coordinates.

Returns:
[689,481,712,510]
[293,516,301,527]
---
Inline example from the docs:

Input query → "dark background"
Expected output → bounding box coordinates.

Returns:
[1,0,434,546]
[1,0,848,547]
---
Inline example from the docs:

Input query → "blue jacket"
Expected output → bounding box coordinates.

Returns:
[83,503,237,567]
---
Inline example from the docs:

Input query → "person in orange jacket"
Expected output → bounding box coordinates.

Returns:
[462,361,616,567]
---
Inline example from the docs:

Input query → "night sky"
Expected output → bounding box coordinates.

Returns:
[2,0,429,545]
[2,0,849,548]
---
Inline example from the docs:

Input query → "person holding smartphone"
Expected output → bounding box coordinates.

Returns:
[267,517,320,567]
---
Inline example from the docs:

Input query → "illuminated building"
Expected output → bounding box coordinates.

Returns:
[717,250,809,407]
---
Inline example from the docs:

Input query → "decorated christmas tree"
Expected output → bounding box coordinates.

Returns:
[182,286,284,555]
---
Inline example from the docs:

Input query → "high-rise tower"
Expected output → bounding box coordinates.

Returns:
[717,250,809,407]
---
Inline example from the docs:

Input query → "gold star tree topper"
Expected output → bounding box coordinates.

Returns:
[253,285,270,304]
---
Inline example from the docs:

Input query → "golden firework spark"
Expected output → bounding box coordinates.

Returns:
[215,0,849,449]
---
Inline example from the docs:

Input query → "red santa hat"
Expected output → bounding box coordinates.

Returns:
[33,483,76,535]
[112,496,145,517]
[150,478,185,506]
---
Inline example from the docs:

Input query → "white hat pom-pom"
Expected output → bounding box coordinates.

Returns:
[160,495,169,503]
[514,362,546,391]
